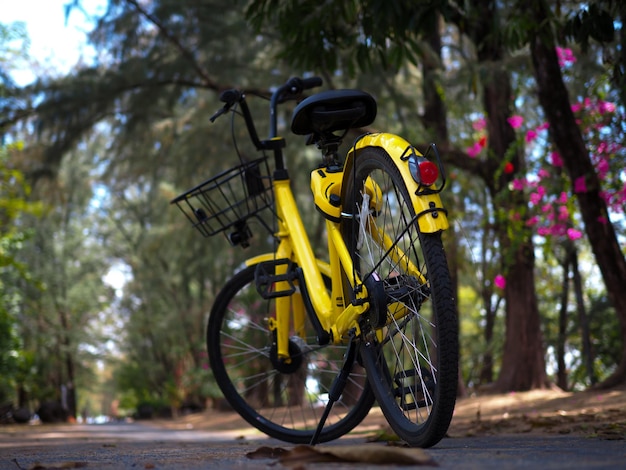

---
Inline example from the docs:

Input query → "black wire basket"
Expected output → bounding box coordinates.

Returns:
[171,157,273,240]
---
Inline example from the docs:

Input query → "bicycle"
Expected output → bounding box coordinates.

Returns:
[171,77,459,448]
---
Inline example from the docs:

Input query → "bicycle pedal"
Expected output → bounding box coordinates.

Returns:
[254,259,298,299]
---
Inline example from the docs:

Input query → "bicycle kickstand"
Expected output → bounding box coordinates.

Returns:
[309,328,358,446]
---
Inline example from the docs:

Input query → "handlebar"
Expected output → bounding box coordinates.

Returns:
[210,76,323,150]
[270,77,322,137]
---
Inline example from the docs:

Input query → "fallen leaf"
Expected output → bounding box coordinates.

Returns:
[247,444,437,467]
[246,446,291,460]
[26,462,88,470]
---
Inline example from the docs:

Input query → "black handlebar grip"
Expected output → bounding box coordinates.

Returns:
[301,77,323,90]
[219,89,241,105]
[285,77,323,94]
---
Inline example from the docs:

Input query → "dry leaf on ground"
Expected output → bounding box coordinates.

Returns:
[12,460,88,470]
[247,444,437,467]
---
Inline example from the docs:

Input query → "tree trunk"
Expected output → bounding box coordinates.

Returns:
[478,50,547,392]
[570,246,596,386]
[59,309,77,420]
[529,2,626,388]
[479,297,496,385]
[557,257,569,391]
[495,239,548,390]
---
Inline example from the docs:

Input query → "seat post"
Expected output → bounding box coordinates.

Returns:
[318,135,342,166]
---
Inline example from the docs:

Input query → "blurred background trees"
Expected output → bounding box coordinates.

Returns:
[1,0,625,421]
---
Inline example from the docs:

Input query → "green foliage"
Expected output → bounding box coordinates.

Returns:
[246,0,446,74]
[0,143,44,404]
[564,2,616,50]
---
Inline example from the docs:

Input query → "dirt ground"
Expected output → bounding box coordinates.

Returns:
[153,385,626,441]
[448,385,626,439]
[2,387,625,470]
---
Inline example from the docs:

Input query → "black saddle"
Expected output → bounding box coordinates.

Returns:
[291,89,377,136]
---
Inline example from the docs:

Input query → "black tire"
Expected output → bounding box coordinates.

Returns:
[342,147,458,447]
[207,264,375,443]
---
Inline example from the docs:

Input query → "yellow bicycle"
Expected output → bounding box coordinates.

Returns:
[171,77,458,447]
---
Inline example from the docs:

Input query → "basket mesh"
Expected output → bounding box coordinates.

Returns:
[171,157,273,237]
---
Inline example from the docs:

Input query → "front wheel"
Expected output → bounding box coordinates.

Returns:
[207,264,375,443]
[342,147,459,447]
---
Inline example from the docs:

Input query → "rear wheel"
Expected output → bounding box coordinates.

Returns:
[207,264,375,443]
[342,147,458,447]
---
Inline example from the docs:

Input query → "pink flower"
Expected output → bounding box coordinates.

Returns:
[526,216,539,226]
[466,142,483,158]
[597,158,609,177]
[598,100,616,114]
[512,178,526,190]
[550,152,563,167]
[558,205,569,221]
[473,117,487,131]
[571,102,582,113]
[494,274,506,290]
[507,115,524,129]
[536,122,550,131]
[567,228,583,240]
[574,176,587,193]
[538,168,550,179]
[552,224,567,236]
[538,227,551,236]
[558,192,568,204]
[556,47,576,67]
[525,129,538,143]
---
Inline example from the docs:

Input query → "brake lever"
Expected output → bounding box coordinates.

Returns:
[210,106,229,123]
[211,89,243,122]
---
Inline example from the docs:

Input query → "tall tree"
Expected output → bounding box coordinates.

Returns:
[526,0,626,388]
[14,0,304,410]
[454,0,547,391]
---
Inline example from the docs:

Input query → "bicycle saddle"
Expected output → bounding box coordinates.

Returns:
[291,89,377,135]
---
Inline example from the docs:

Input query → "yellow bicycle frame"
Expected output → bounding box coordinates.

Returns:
[245,177,370,362]
[246,132,449,362]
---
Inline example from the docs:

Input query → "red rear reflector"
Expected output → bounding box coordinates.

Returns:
[418,161,439,185]
[410,157,439,186]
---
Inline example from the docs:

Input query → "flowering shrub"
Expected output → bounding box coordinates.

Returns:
[464,47,625,290]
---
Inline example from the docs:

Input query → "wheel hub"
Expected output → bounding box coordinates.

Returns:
[269,336,308,374]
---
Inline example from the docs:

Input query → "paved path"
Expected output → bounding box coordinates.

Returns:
[1,421,624,469]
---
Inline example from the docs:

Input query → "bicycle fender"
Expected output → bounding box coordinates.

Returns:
[345,133,449,233]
